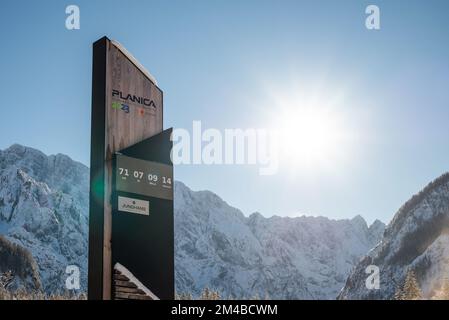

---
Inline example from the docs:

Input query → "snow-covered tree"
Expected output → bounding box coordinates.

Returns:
[396,270,422,300]
[394,285,404,300]
[200,287,220,300]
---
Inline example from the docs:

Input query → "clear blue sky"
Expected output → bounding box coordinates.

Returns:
[1,0,448,224]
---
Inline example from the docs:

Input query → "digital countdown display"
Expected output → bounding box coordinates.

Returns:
[115,154,173,201]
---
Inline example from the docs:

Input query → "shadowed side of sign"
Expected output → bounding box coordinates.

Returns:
[111,128,174,300]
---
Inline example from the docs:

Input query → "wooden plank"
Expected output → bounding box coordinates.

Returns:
[114,292,153,300]
[115,286,145,294]
[127,294,153,300]
[113,274,129,281]
[114,280,137,288]
[114,292,131,299]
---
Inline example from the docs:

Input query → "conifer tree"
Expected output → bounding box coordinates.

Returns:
[400,270,422,300]
[394,284,404,300]
[200,287,220,300]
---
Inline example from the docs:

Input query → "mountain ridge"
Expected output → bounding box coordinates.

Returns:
[174,180,384,299]
[1,144,384,298]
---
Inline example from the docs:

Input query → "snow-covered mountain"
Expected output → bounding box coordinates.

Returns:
[0,144,384,298]
[174,181,384,299]
[0,144,89,293]
[338,173,449,300]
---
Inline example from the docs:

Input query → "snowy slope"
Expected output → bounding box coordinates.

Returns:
[338,173,449,300]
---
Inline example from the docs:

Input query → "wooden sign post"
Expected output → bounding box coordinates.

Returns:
[88,37,172,299]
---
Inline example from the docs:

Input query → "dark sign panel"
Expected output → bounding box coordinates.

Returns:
[115,154,173,201]
[112,129,174,300]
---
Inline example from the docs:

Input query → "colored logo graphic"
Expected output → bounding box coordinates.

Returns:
[112,102,147,116]
[112,102,130,113]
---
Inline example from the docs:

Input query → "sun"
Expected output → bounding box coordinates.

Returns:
[271,91,352,172]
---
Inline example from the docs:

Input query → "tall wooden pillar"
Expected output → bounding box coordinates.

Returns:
[88,37,163,299]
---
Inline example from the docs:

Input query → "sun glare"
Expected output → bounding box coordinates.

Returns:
[271,89,352,172]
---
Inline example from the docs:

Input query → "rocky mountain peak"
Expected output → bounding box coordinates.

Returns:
[339,172,449,300]
[0,144,89,294]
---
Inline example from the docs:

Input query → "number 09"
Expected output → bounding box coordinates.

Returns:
[148,174,158,182]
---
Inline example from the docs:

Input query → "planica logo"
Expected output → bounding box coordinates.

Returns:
[112,89,156,109]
